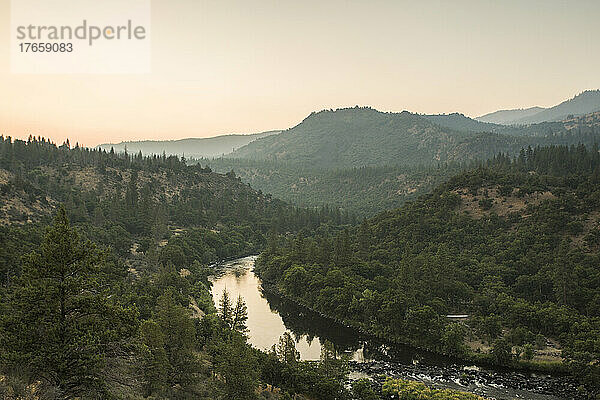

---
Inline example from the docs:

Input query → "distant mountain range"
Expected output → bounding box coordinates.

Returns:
[225,105,600,169]
[97,90,600,162]
[97,130,280,158]
[477,90,600,125]
[475,107,545,125]
[227,107,523,168]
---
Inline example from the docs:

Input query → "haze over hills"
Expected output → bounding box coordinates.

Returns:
[476,107,545,125]
[95,90,600,162]
[477,90,600,125]
[227,105,600,168]
[204,103,600,216]
[97,130,280,158]
[227,107,528,168]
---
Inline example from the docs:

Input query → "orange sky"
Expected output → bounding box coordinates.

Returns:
[1,0,599,147]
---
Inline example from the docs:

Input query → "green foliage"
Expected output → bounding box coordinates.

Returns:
[352,378,378,400]
[272,332,300,365]
[491,338,513,366]
[219,289,249,334]
[382,378,487,399]
[0,139,357,398]
[205,157,462,217]
[210,331,260,400]
[0,208,137,396]
[140,320,168,395]
[154,289,199,388]
[442,323,468,357]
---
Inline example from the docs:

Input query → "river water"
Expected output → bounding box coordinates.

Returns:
[209,256,576,400]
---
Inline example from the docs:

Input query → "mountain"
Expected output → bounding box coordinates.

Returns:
[513,90,600,124]
[205,107,600,216]
[97,130,280,158]
[228,107,529,168]
[228,106,600,169]
[476,107,545,125]
[477,90,600,125]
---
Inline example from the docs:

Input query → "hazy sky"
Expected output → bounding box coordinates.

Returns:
[1,0,599,147]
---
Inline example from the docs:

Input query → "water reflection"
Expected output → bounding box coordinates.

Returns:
[209,256,450,364]
[210,256,323,360]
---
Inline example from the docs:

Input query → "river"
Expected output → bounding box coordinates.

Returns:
[209,256,577,400]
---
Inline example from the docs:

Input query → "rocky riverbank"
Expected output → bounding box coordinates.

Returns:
[348,360,581,400]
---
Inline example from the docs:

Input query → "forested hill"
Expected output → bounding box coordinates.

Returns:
[0,135,350,227]
[228,107,519,168]
[0,135,350,282]
[203,107,600,218]
[256,144,600,395]
[227,106,600,169]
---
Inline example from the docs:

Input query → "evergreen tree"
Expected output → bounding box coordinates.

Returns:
[154,289,198,388]
[0,207,136,395]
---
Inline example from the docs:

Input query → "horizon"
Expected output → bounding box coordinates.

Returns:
[2,0,599,147]
[4,89,600,148]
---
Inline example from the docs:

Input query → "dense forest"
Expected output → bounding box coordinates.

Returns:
[0,136,363,399]
[256,144,600,397]
[200,158,469,217]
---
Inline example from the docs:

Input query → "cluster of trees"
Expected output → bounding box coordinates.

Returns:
[255,144,600,394]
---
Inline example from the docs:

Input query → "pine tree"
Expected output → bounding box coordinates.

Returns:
[232,295,248,334]
[219,288,233,327]
[153,289,198,388]
[272,332,299,365]
[0,207,136,395]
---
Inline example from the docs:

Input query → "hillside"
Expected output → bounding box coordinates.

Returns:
[0,136,286,229]
[229,107,600,169]
[515,90,600,124]
[0,136,347,270]
[97,130,280,158]
[228,107,532,168]
[478,90,600,125]
[206,108,600,216]
[203,158,465,217]
[256,144,600,395]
